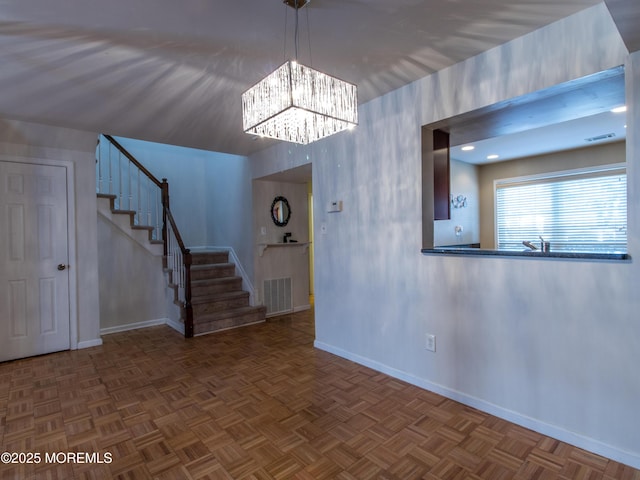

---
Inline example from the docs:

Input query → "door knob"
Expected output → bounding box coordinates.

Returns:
[57,264,68,271]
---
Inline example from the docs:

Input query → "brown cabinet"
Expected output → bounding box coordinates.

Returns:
[433,129,450,221]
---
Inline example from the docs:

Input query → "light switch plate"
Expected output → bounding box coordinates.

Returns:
[426,334,436,352]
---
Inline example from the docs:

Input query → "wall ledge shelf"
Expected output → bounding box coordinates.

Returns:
[259,242,310,257]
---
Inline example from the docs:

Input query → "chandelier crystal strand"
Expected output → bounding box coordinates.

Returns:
[241,2,357,145]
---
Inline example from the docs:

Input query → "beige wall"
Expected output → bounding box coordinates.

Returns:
[478,141,626,248]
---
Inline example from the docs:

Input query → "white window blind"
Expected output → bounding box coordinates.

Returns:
[495,167,627,253]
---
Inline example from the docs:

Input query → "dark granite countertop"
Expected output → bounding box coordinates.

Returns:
[421,247,629,261]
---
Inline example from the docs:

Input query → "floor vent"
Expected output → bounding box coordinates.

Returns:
[263,277,292,316]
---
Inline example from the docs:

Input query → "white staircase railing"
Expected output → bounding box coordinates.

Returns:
[96,134,162,241]
[95,134,194,337]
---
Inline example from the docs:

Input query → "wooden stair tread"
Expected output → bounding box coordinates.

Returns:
[190,251,229,265]
[193,305,267,334]
[191,262,235,270]
[191,290,248,305]
[192,276,242,286]
[184,250,264,334]
[194,305,266,323]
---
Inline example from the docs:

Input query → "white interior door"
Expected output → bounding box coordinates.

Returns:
[0,161,71,362]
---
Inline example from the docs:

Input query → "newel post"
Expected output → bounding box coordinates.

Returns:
[161,179,169,267]
[184,249,194,338]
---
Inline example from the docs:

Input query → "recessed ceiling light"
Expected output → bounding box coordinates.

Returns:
[611,106,627,113]
[461,145,475,151]
[487,154,499,160]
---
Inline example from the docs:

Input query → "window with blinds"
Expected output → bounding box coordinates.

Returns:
[495,165,627,253]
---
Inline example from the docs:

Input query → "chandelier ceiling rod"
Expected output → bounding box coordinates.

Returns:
[284,0,307,61]
[282,0,309,8]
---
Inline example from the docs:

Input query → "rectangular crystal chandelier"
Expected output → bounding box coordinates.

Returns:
[242,60,358,145]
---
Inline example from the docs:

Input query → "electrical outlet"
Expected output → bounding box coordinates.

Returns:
[426,334,436,352]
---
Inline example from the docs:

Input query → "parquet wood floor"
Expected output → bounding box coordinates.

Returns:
[1,310,639,479]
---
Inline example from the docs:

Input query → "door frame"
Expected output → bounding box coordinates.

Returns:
[1,156,78,350]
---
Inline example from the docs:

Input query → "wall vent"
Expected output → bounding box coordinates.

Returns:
[263,277,292,316]
[585,133,616,142]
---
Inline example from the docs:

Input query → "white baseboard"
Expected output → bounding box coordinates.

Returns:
[77,338,103,349]
[166,318,185,335]
[314,340,640,470]
[100,318,168,335]
[266,305,312,318]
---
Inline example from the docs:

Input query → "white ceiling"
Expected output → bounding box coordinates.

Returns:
[1,0,620,157]
[451,110,628,165]
[446,66,628,165]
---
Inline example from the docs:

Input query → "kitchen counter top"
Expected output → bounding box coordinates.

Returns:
[421,247,629,261]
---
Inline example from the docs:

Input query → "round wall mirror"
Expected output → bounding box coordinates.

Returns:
[270,196,291,227]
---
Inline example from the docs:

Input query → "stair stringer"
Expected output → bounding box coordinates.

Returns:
[97,194,163,257]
